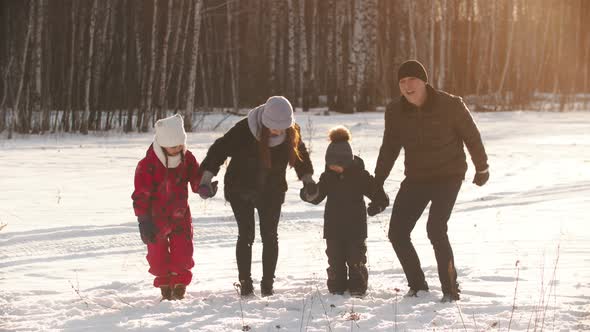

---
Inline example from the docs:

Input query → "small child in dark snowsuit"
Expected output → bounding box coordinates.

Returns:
[301,126,389,296]
[132,114,202,301]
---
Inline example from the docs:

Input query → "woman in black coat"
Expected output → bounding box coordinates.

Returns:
[198,96,315,297]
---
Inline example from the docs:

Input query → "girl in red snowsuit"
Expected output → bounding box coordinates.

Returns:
[132,114,201,300]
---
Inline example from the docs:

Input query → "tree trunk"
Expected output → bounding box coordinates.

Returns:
[287,0,296,101]
[35,0,47,133]
[429,0,435,86]
[12,1,35,136]
[157,0,173,120]
[184,0,203,132]
[81,0,98,135]
[141,0,158,132]
[407,0,417,59]
[497,0,515,99]
[227,0,239,113]
[175,1,192,113]
[437,0,446,89]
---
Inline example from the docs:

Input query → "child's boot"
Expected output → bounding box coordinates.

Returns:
[327,267,347,295]
[173,284,186,300]
[348,263,368,297]
[160,285,173,301]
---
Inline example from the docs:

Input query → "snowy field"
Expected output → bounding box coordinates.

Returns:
[1,110,589,331]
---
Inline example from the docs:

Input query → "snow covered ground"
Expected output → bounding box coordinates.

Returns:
[1,110,589,331]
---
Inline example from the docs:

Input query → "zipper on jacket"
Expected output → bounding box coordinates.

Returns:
[417,107,424,145]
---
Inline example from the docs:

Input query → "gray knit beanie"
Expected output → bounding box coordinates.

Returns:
[262,96,294,130]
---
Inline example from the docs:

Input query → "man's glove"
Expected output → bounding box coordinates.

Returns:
[138,215,158,244]
[473,168,489,186]
[198,170,218,199]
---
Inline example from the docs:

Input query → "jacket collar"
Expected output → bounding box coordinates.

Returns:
[400,84,437,113]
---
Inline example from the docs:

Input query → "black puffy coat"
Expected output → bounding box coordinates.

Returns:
[375,84,488,184]
[305,156,387,240]
[200,118,313,202]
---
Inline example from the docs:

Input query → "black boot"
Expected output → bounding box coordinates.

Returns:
[260,279,274,297]
[239,278,254,297]
[441,291,460,303]
[326,267,347,295]
[348,263,368,297]
[404,280,429,298]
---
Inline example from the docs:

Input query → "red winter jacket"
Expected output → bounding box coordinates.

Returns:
[132,144,201,225]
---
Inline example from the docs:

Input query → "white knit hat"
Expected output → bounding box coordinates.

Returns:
[154,114,187,147]
[262,96,294,130]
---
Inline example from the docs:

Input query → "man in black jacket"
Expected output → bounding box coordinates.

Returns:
[375,60,489,302]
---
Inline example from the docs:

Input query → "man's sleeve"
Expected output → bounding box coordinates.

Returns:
[454,98,489,171]
[374,105,402,186]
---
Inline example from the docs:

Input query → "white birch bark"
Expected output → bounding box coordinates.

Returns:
[158,0,173,119]
[142,0,158,132]
[34,0,45,132]
[407,0,417,59]
[81,0,97,134]
[497,0,515,96]
[287,0,296,99]
[437,0,446,89]
[184,0,203,131]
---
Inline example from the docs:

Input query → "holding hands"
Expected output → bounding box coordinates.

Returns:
[367,192,390,216]
[198,170,218,199]
[300,174,318,202]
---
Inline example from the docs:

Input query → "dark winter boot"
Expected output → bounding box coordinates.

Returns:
[173,284,186,300]
[404,280,429,298]
[260,279,274,297]
[160,285,173,301]
[348,263,368,297]
[239,278,254,297]
[326,267,347,295]
[440,291,460,303]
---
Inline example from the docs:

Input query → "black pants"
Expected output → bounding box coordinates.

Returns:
[388,178,462,294]
[325,239,368,293]
[230,193,284,283]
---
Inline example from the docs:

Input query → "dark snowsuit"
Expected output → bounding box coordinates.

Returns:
[200,118,313,284]
[303,156,387,295]
[132,145,202,287]
[375,84,488,295]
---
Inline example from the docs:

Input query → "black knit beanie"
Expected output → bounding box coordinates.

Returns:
[398,60,428,83]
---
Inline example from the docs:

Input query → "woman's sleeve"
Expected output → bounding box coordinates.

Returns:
[293,124,314,179]
[306,172,330,205]
[200,122,242,176]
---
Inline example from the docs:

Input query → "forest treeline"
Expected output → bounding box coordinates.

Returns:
[1,0,588,135]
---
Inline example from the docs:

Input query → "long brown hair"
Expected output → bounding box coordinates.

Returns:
[258,124,303,169]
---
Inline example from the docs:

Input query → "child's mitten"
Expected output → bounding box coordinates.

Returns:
[138,215,158,244]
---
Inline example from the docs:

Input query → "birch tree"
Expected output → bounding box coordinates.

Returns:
[184,0,203,131]
[80,0,98,134]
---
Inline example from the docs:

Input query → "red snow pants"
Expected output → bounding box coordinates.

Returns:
[146,221,195,288]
